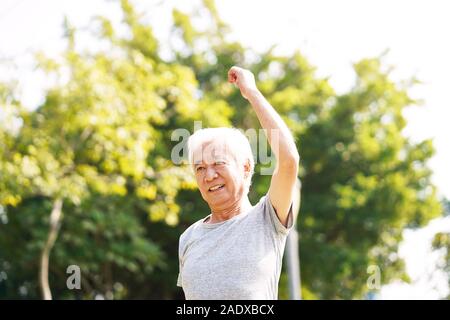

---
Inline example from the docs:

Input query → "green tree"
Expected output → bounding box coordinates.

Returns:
[298,57,442,298]
[0,1,223,299]
[0,0,443,299]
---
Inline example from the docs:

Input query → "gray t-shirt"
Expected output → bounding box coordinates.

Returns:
[177,193,293,300]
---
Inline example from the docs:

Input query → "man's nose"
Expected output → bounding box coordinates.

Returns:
[205,167,218,181]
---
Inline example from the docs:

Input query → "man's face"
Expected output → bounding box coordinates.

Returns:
[192,140,249,210]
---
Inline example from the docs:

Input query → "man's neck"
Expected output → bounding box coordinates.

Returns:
[207,197,253,224]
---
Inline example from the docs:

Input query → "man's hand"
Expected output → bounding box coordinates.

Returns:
[228,66,259,100]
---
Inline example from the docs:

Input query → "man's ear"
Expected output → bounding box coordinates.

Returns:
[243,159,251,178]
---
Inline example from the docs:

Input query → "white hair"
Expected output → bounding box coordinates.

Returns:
[187,127,255,191]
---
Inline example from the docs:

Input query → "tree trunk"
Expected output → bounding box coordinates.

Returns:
[39,198,63,300]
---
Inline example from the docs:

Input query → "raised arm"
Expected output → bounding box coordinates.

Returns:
[228,66,299,226]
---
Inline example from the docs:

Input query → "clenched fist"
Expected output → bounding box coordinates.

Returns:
[228,66,259,100]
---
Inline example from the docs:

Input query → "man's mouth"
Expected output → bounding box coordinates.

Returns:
[208,184,225,192]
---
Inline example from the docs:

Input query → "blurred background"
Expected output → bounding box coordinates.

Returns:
[1,0,449,299]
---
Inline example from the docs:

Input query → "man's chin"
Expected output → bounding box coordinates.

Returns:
[205,194,228,207]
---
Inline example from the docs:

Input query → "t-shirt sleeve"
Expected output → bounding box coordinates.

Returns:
[262,193,294,236]
[177,271,182,287]
[177,237,183,287]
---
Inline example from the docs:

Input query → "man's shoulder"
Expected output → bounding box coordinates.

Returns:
[250,194,268,214]
[179,217,204,244]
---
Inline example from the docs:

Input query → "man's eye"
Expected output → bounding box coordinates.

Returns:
[215,161,226,165]
[196,166,205,172]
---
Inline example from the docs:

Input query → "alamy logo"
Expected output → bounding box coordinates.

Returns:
[366,265,381,290]
[170,121,279,175]
[66,265,81,290]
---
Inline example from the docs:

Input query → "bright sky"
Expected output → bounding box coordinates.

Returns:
[379,216,450,299]
[0,0,449,299]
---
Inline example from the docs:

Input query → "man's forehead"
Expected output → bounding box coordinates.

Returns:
[192,140,234,162]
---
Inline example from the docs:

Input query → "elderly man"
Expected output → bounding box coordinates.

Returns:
[177,66,300,300]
